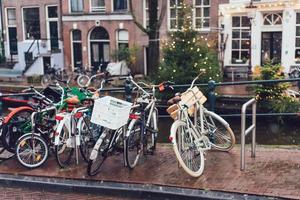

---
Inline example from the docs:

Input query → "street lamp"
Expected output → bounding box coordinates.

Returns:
[245,0,257,76]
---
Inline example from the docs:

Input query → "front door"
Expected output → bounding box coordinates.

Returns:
[90,42,109,72]
[261,32,282,65]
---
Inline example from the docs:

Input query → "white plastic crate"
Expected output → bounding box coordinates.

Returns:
[91,96,132,130]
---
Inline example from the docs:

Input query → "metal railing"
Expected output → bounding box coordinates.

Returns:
[240,98,257,171]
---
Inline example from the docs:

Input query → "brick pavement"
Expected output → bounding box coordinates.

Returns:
[0,145,299,199]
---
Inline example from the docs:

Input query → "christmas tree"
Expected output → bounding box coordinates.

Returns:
[157,3,221,84]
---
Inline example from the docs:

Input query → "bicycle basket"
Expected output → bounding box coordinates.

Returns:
[91,96,132,130]
[166,86,207,120]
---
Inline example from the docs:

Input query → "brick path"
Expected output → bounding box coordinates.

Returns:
[0,145,299,199]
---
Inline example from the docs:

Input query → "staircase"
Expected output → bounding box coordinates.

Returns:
[23,39,40,74]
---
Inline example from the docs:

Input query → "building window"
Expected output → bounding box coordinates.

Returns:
[6,8,18,55]
[90,0,105,12]
[263,13,282,26]
[47,6,59,51]
[71,0,83,12]
[113,0,127,12]
[71,30,82,70]
[23,7,40,40]
[194,0,210,29]
[117,30,129,50]
[144,0,159,28]
[169,0,183,30]
[295,13,300,62]
[231,16,250,64]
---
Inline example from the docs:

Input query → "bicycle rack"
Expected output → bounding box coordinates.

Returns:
[240,98,257,171]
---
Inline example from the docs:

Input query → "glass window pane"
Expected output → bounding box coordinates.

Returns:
[241,51,250,61]
[232,30,240,38]
[296,38,300,47]
[242,30,250,38]
[170,19,176,29]
[118,30,128,41]
[296,27,300,37]
[72,30,81,41]
[241,40,250,49]
[232,51,240,61]
[170,9,176,18]
[114,0,127,11]
[295,49,300,58]
[195,8,201,17]
[297,13,300,24]
[195,0,201,5]
[71,0,83,12]
[48,6,58,18]
[203,7,209,17]
[203,0,209,5]
[170,0,176,7]
[23,8,40,39]
[203,19,209,27]
[7,8,16,25]
[242,16,250,27]
[232,40,240,49]
[232,17,240,27]
[90,27,109,40]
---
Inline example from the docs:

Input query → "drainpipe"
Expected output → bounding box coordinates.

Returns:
[0,0,5,61]
[58,0,64,71]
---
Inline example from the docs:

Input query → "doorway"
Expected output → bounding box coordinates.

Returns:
[261,32,282,65]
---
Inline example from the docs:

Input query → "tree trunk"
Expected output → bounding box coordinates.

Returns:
[148,32,159,76]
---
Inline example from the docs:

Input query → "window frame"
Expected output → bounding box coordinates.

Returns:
[295,13,300,62]
[69,0,84,13]
[168,0,183,31]
[22,6,41,41]
[112,0,128,12]
[90,0,106,13]
[193,0,210,31]
[231,16,250,65]
[46,5,59,51]
[71,29,83,70]
[5,7,18,55]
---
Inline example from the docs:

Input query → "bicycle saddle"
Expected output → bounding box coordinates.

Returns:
[167,93,181,105]
[65,96,80,104]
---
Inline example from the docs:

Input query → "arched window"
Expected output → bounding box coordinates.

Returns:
[89,26,110,70]
[263,13,282,25]
[71,30,82,70]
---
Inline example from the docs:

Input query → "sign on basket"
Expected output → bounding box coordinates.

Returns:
[91,96,132,130]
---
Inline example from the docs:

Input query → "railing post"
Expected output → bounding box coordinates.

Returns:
[251,101,256,158]
[208,80,216,112]
[241,104,246,171]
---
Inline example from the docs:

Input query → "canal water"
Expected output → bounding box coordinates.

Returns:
[1,104,299,145]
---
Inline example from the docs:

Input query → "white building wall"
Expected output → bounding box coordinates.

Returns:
[220,1,300,74]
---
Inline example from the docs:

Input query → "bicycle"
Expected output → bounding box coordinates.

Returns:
[124,76,173,169]
[87,91,133,176]
[167,69,235,177]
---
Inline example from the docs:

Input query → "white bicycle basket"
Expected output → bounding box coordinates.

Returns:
[91,96,132,130]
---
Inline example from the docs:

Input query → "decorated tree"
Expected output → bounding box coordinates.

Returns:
[157,3,221,84]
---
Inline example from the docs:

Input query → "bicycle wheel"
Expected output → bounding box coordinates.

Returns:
[41,74,52,87]
[55,125,74,168]
[77,75,90,87]
[145,109,158,154]
[202,111,236,151]
[125,119,142,169]
[87,128,111,176]
[79,115,102,163]
[170,120,205,177]
[1,107,33,153]
[15,133,49,169]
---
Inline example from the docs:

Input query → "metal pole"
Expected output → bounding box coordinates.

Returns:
[241,105,246,171]
[251,101,256,158]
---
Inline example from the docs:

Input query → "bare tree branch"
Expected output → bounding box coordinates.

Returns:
[129,0,149,34]
[157,1,167,29]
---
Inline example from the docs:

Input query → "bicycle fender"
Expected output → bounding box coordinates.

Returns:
[4,106,33,124]
[169,120,187,145]
[89,131,107,160]
[204,110,230,127]
[125,119,138,138]
[54,114,70,145]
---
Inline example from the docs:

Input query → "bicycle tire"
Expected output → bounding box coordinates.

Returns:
[170,120,205,177]
[1,107,33,153]
[15,133,49,169]
[79,115,102,163]
[202,111,236,151]
[77,75,90,87]
[87,128,111,176]
[125,119,142,169]
[55,125,74,168]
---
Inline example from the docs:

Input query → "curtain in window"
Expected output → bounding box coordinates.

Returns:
[71,0,83,12]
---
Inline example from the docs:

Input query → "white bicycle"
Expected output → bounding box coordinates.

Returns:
[167,70,236,177]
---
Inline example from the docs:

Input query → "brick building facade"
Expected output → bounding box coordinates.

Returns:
[1,0,64,75]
